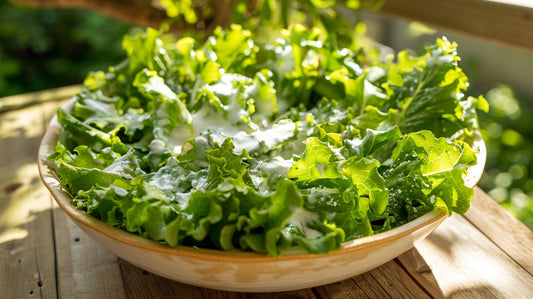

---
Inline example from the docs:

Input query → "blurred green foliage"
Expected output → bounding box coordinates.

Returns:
[477,85,533,229]
[0,0,134,97]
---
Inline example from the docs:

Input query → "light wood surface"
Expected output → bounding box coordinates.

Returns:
[464,188,533,276]
[1,87,533,298]
[373,0,533,51]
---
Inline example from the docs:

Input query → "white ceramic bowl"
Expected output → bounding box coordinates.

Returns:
[38,102,486,293]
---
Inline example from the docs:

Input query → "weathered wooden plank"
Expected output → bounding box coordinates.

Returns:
[313,278,370,298]
[0,102,58,298]
[464,187,533,276]
[52,202,128,299]
[369,260,431,298]
[352,272,392,298]
[313,259,431,299]
[395,248,445,299]
[412,214,533,298]
[375,0,533,51]
[0,187,57,299]
[119,260,207,299]
[239,288,316,298]
[0,85,80,113]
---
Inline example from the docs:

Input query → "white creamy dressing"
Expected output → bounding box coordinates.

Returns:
[190,108,240,136]
[338,48,364,76]
[260,156,294,177]
[111,185,128,197]
[167,107,238,156]
[150,170,178,196]
[155,104,171,128]
[142,69,311,213]
[284,208,323,239]
[83,98,115,116]
[205,73,253,124]
[149,138,166,154]
[191,175,208,190]
[169,109,296,158]
[364,80,387,101]
[145,74,178,100]
[250,173,264,190]
[274,43,295,76]
[332,147,344,160]
[173,192,192,210]
[427,49,454,67]
[232,119,296,154]
[306,188,339,205]
[206,73,248,98]
[103,152,143,180]
[250,156,295,194]
[123,108,150,127]
[191,134,211,155]
[148,158,193,209]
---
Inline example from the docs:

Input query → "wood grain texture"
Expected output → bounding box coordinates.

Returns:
[464,187,533,276]
[313,260,432,298]
[0,102,58,298]
[376,0,533,51]
[414,214,533,298]
[396,248,445,299]
[369,260,431,298]
[53,201,127,299]
[313,277,370,298]
[353,272,393,298]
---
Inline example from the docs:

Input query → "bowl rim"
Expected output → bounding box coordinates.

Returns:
[38,100,485,262]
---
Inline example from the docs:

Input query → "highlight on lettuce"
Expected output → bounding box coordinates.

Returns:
[48,25,487,256]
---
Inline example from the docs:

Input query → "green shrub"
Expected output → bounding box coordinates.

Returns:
[478,85,533,229]
[0,0,134,97]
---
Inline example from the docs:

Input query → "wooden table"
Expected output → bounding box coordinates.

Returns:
[1,87,533,298]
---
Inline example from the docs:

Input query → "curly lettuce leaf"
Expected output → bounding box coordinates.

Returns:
[50,26,485,256]
[382,130,477,228]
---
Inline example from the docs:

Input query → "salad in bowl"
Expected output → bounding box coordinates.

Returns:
[39,24,486,291]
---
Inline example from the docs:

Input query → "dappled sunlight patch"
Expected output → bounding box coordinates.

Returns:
[0,107,46,139]
[1,162,54,239]
[0,227,28,246]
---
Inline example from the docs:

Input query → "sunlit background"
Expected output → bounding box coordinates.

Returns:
[1,0,531,229]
